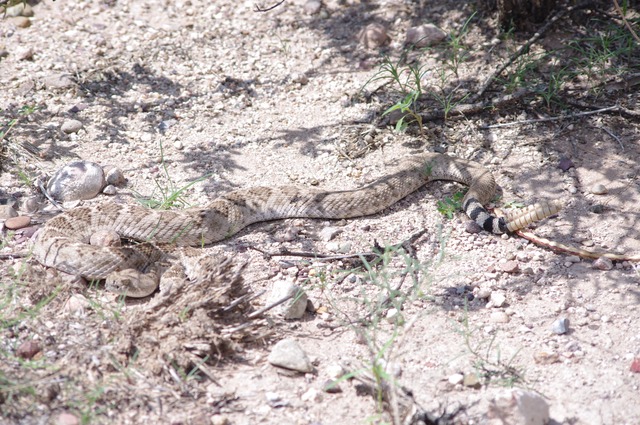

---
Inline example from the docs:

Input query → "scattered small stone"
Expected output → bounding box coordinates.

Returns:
[447,373,464,385]
[593,257,613,271]
[465,220,482,234]
[337,242,351,253]
[264,391,288,407]
[489,291,506,308]
[476,287,492,299]
[5,3,34,17]
[490,311,510,323]
[630,358,640,373]
[102,185,117,195]
[463,372,481,389]
[551,317,570,335]
[268,338,313,373]
[323,379,342,393]
[63,294,91,315]
[17,340,41,360]
[43,73,75,90]
[291,72,309,85]
[11,16,31,28]
[68,103,88,113]
[61,119,83,134]
[325,363,345,380]
[534,350,560,364]
[558,157,574,171]
[590,183,608,195]
[173,140,184,150]
[55,412,80,425]
[0,205,18,220]
[405,24,446,47]
[47,161,106,201]
[104,166,126,186]
[210,415,230,425]
[267,280,308,319]
[566,255,581,263]
[318,226,342,242]
[358,23,389,49]
[301,388,323,402]
[17,47,34,61]
[385,308,403,324]
[488,389,550,425]
[498,260,519,273]
[4,216,31,230]
[589,204,605,214]
[303,0,322,15]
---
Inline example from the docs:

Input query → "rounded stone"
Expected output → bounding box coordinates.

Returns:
[104,166,126,186]
[47,161,106,201]
[61,119,83,134]
[4,215,31,230]
[590,184,608,195]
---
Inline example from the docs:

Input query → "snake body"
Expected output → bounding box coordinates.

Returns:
[33,153,561,293]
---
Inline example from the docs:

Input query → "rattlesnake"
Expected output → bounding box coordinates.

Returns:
[33,153,562,297]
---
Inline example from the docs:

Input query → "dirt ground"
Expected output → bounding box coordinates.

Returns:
[1,0,639,424]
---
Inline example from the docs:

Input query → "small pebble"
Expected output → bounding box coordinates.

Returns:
[499,260,519,273]
[102,185,117,195]
[589,204,605,214]
[592,257,613,271]
[533,351,560,364]
[43,73,75,90]
[448,373,464,385]
[4,216,31,230]
[358,23,389,49]
[490,311,510,323]
[268,338,313,373]
[489,291,506,308]
[60,119,83,134]
[463,372,481,389]
[323,379,342,393]
[318,227,341,242]
[551,317,569,335]
[55,412,80,425]
[104,166,126,186]
[405,24,446,47]
[303,0,322,15]
[17,340,41,359]
[267,280,308,319]
[590,184,608,195]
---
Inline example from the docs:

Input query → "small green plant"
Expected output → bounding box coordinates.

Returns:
[436,191,465,219]
[456,308,526,387]
[446,12,477,77]
[366,56,429,134]
[136,141,210,210]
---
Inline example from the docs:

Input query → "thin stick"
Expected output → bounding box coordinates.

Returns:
[613,0,640,43]
[598,126,624,151]
[479,105,618,129]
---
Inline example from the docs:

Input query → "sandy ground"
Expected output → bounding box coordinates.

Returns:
[1,0,639,424]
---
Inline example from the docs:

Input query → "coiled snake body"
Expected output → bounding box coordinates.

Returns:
[33,153,561,297]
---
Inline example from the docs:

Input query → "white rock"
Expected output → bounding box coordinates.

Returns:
[60,119,83,134]
[490,291,507,308]
[448,373,464,385]
[488,389,550,425]
[268,338,313,373]
[267,280,308,319]
[47,161,106,201]
[405,24,447,47]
